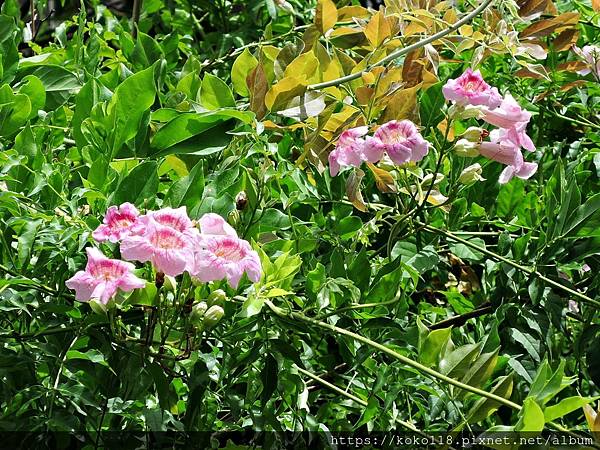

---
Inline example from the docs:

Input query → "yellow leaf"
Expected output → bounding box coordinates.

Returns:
[265,288,294,297]
[367,162,397,193]
[162,156,188,177]
[284,51,320,82]
[364,10,391,48]
[315,0,338,35]
[265,76,307,111]
[381,85,420,123]
[247,64,268,119]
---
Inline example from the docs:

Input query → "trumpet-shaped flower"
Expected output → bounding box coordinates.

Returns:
[66,247,145,304]
[442,69,502,108]
[573,45,600,78]
[191,235,262,288]
[191,213,262,288]
[120,220,196,276]
[92,203,141,243]
[142,206,194,233]
[365,120,429,165]
[199,213,238,238]
[498,162,538,184]
[328,126,369,177]
[482,94,532,129]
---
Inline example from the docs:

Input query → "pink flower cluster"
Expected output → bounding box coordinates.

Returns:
[328,121,429,177]
[66,204,261,304]
[443,69,538,184]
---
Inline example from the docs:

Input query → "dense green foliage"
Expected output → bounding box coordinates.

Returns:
[2,0,600,445]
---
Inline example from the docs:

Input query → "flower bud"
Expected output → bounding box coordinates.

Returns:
[163,275,177,292]
[190,301,208,326]
[454,139,480,157]
[236,191,248,210]
[458,163,485,185]
[461,127,485,143]
[203,305,225,329]
[448,104,484,120]
[207,289,227,308]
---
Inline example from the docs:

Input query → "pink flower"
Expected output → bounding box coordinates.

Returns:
[92,203,141,243]
[573,45,600,78]
[191,213,262,288]
[65,247,145,304]
[482,94,532,129]
[120,220,196,276]
[328,126,369,177]
[199,213,237,237]
[442,69,502,108]
[479,129,537,184]
[142,207,194,233]
[479,141,523,167]
[365,120,429,165]
[498,162,538,184]
[191,235,262,288]
[491,125,535,152]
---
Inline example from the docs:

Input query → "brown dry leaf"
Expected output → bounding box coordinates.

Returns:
[556,60,589,72]
[518,0,548,18]
[247,64,268,119]
[364,10,392,48]
[346,168,368,211]
[594,0,600,11]
[315,0,338,35]
[367,162,397,193]
[553,29,579,52]
[402,48,425,87]
[520,12,579,39]
[355,86,374,105]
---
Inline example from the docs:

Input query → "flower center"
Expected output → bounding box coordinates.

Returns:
[212,239,245,262]
[151,229,185,249]
[91,260,125,280]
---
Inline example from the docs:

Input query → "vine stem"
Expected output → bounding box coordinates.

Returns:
[307,0,495,91]
[419,223,600,309]
[268,301,592,440]
[294,365,446,443]
[265,299,522,411]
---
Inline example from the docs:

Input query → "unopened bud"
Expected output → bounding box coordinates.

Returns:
[190,301,208,326]
[203,305,225,329]
[458,163,485,185]
[448,104,484,120]
[454,139,480,157]
[155,272,165,289]
[163,275,177,292]
[207,289,227,308]
[236,191,248,210]
[461,127,485,143]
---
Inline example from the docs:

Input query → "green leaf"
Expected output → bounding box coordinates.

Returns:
[231,48,258,96]
[544,396,599,422]
[17,75,46,117]
[110,161,159,207]
[239,295,265,318]
[200,74,235,109]
[17,219,42,269]
[515,397,545,432]
[149,109,253,156]
[467,374,514,424]
[419,82,445,129]
[165,160,205,211]
[261,354,278,405]
[107,64,156,156]
[439,343,482,378]
[419,327,452,367]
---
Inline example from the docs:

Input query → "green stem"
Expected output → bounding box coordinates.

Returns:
[307,0,494,90]
[420,223,600,308]
[265,300,522,411]
[295,365,435,439]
